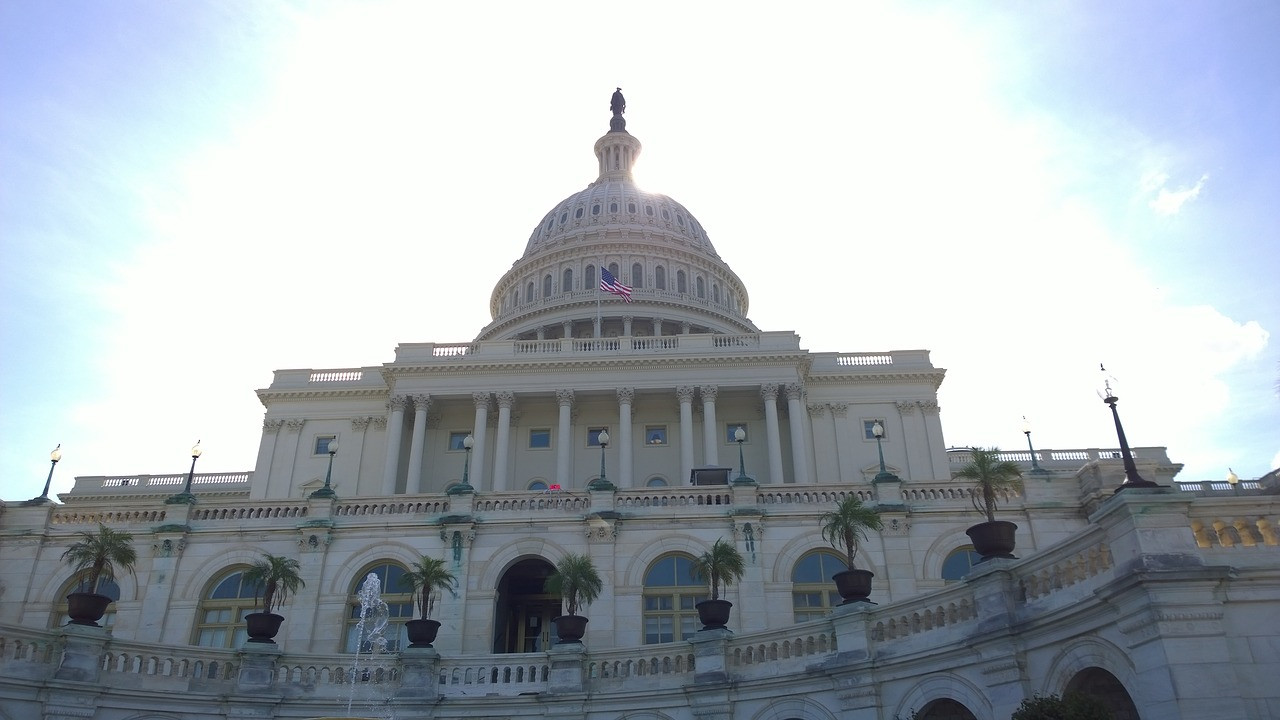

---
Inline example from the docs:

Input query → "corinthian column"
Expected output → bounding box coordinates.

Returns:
[761,384,784,484]
[617,388,634,487]
[405,394,431,494]
[493,391,515,491]
[555,389,575,487]
[785,383,812,484]
[677,386,696,484]
[700,385,719,466]
[470,392,490,491]
[382,395,408,495]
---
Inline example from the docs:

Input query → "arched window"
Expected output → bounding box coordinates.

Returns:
[916,699,979,720]
[608,262,620,279]
[645,476,668,487]
[542,274,552,298]
[53,578,120,629]
[526,281,534,303]
[562,268,573,293]
[655,265,666,290]
[528,479,549,491]
[631,263,643,288]
[642,554,705,644]
[345,562,414,653]
[696,276,705,299]
[712,283,720,303]
[194,567,257,647]
[676,270,687,294]
[941,546,983,583]
[791,551,846,621]
[585,265,596,291]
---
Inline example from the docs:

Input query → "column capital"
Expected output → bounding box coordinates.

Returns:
[830,403,849,418]
[263,418,283,434]
[807,403,827,417]
[784,383,805,401]
[760,383,780,402]
[472,391,491,409]
[388,394,409,411]
[351,416,372,431]
[919,400,940,415]
[896,401,917,415]
[617,387,635,404]
[412,393,432,411]
[699,385,719,402]
[676,386,697,404]
[495,391,516,408]
[556,389,575,407]
[372,416,387,430]
[285,418,306,433]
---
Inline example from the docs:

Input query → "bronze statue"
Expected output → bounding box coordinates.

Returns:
[610,87,625,116]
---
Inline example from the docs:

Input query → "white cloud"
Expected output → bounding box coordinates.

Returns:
[1149,173,1209,215]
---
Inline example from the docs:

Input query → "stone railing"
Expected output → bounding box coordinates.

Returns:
[334,499,451,517]
[727,621,837,673]
[473,493,590,514]
[756,488,874,506]
[1176,480,1264,493]
[66,472,253,496]
[945,447,1170,467]
[436,653,548,696]
[51,508,169,526]
[189,501,310,522]
[615,488,733,510]
[868,583,978,647]
[586,646,696,685]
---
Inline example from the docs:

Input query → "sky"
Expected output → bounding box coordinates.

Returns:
[2,1,1277,501]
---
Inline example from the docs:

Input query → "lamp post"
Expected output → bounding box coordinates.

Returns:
[24,444,62,505]
[1099,372,1159,491]
[872,422,900,483]
[166,441,203,504]
[589,429,615,491]
[732,426,755,485]
[310,439,339,499]
[1226,468,1239,494]
[1021,416,1049,475]
[448,435,476,495]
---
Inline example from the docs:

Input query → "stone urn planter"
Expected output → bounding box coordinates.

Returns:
[66,592,114,626]
[695,599,733,630]
[552,614,589,644]
[966,520,1018,562]
[832,569,875,604]
[244,612,285,644]
[405,618,442,648]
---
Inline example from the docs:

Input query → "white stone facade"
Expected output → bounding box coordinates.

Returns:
[1,99,1277,720]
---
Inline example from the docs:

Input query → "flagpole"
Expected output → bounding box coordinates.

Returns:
[596,266,602,339]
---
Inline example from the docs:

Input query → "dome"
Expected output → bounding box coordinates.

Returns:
[476,91,755,342]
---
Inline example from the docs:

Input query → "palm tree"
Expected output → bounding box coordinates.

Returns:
[545,553,603,616]
[690,538,745,601]
[819,496,883,571]
[61,524,137,594]
[400,555,456,619]
[956,447,1024,523]
[243,554,305,614]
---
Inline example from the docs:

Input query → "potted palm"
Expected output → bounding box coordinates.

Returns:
[544,553,603,644]
[819,495,884,604]
[691,538,746,630]
[60,524,137,626]
[957,447,1024,562]
[400,555,456,648]
[242,553,305,644]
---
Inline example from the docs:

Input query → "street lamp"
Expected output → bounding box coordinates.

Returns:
[732,426,755,485]
[448,435,476,495]
[1099,369,1158,491]
[589,429,616,491]
[1021,416,1048,475]
[166,441,203,505]
[310,439,339,499]
[24,444,62,505]
[871,422,900,483]
[1226,468,1239,494]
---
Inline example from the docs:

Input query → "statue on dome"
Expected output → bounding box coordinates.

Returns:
[610,87,626,116]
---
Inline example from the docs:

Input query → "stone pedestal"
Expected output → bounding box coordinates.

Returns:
[547,642,586,694]
[236,642,281,692]
[828,602,873,662]
[54,623,110,682]
[397,647,440,698]
[688,627,731,684]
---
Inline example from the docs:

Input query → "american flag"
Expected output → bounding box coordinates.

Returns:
[599,268,633,302]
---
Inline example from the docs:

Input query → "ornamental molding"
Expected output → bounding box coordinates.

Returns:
[256,387,389,405]
[285,418,306,433]
[806,371,948,390]
[378,352,813,378]
[297,529,333,551]
[896,401,917,416]
[263,419,283,434]
[371,416,387,430]
[152,537,186,557]
[351,416,372,431]
[807,403,827,418]
[919,400,940,415]
[830,403,849,417]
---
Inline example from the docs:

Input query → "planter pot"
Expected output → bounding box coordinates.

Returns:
[832,569,875,605]
[966,520,1018,562]
[244,612,285,644]
[695,599,733,630]
[551,615,588,644]
[405,618,442,648]
[66,592,113,627]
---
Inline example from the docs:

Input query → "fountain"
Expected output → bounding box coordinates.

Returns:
[338,572,394,719]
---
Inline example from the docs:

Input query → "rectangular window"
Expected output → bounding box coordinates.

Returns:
[644,426,668,446]
[314,435,337,455]
[863,420,886,440]
[448,432,470,451]
[529,428,551,449]
[587,427,609,447]
[725,423,748,444]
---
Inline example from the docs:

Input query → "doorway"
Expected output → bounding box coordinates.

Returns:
[493,558,559,653]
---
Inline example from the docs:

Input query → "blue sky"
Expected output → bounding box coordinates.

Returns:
[2,1,1276,500]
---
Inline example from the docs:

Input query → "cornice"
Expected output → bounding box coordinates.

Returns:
[381,352,813,378]
[807,371,947,390]
[478,295,757,340]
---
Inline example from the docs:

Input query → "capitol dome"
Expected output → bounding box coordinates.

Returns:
[476,91,756,341]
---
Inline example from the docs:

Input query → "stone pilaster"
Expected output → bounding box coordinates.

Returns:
[53,624,109,683]
[547,642,586,694]
[688,627,732,684]
[397,647,440,698]
[235,643,281,692]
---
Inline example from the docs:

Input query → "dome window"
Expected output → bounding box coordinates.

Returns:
[696,277,705,299]
[585,265,597,290]
[662,209,671,221]
[676,214,685,227]
[559,212,568,224]
[645,205,654,217]
[677,270,687,294]
[628,202,637,214]
[543,275,552,298]
[562,269,573,293]
[545,217,554,232]
[631,263,643,288]
[713,284,720,303]
[574,208,584,219]
[609,202,619,213]
[592,204,600,216]
[655,266,666,290]
[526,282,534,303]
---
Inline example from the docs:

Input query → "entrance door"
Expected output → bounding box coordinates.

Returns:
[514,599,559,652]
[493,558,559,653]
